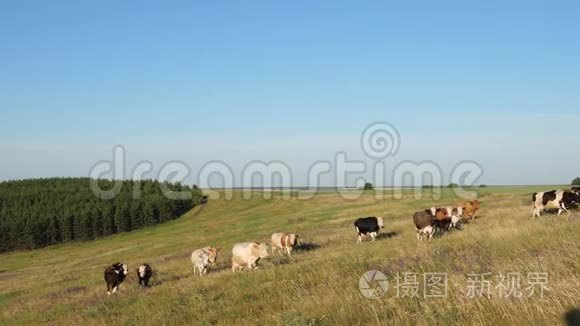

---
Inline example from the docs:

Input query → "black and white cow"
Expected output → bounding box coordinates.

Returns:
[354,216,384,243]
[137,263,153,287]
[531,190,579,218]
[104,262,128,295]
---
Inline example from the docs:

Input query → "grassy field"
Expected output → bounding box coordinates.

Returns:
[1,186,579,325]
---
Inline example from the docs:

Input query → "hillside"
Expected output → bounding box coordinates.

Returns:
[0,178,204,252]
[0,186,579,325]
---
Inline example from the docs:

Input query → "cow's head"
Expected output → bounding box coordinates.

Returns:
[112,262,128,276]
[137,264,149,278]
[253,243,269,259]
[288,234,298,246]
[568,191,580,205]
[205,247,219,264]
[376,217,384,229]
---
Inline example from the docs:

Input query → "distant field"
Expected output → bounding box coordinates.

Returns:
[1,186,579,325]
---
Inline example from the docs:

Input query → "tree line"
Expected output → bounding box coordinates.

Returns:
[0,178,205,252]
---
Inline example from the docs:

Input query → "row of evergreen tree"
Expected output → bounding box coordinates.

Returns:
[0,178,205,252]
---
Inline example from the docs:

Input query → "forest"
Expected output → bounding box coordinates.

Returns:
[0,178,204,252]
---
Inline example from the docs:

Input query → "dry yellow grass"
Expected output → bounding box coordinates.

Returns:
[0,186,579,325]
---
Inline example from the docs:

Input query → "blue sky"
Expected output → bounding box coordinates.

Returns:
[1,1,579,186]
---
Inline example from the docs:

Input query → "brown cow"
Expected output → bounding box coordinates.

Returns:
[459,200,480,220]
[430,207,452,232]
[413,210,434,241]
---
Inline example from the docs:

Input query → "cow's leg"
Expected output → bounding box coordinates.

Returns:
[357,234,362,243]
[371,232,377,241]
[560,202,570,215]
[532,207,539,218]
[107,283,111,295]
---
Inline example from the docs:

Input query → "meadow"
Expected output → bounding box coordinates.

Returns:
[1,186,579,325]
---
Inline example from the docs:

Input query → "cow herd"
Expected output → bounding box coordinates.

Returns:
[412,200,481,241]
[103,188,579,294]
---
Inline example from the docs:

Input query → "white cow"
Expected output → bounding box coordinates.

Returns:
[191,247,219,276]
[231,242,269,272]
[271,233,298,255]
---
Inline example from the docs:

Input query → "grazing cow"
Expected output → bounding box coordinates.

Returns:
[104,262,128,295]
[531,190,579,218]
[354,216,384,243]
[271,233,298,255]
[231,242,269,272]
[413,210,434,241]
[459,200,480,220]
[191,247,219,276]
[137,264,152,287]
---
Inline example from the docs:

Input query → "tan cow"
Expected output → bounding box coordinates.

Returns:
[271,233,298,255]
[459,200,480,220]
[191,247,219,276]
[231,242,269,272]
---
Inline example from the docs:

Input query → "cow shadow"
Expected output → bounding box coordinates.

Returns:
[269,255,292,266]
[152,272,191,286]
[376,231,399,240]
[564,308,580,326]
[294,241,321,252]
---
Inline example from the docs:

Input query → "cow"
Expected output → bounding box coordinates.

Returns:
[191,247,219,276]
[531,190,579,218]
[571,186,580,194]
[137,263,153,287]
[354,216,384,243]
[458,200,480,220]
[429,207,455,233]
[413,210,434,241]
[443,206,463,228]
[271,233,298,255]
[104,262,128,295]
[231,242,269,272]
